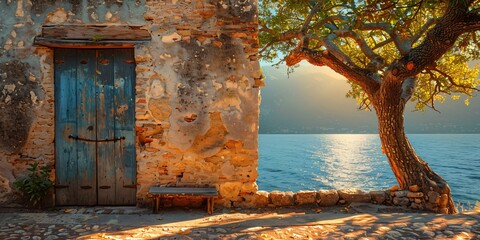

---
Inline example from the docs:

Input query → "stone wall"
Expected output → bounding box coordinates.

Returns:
[0,0,261,207]
[243,186,449,213]
[135,0,261,206]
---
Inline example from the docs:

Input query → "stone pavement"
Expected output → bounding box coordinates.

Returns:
[0,203,479,239]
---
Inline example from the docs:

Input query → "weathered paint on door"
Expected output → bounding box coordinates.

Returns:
[55,48,136,206]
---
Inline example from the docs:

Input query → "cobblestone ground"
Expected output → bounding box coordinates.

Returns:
[0,205,479,239]
[0,222,479,239]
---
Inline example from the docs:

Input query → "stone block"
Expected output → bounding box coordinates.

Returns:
[393,197,410,206]
[294,191,316,205]
[394,190,409,198]
[390,185,399,191]
[370,191,386,204]
[439,208,449,214]
[427,191,440,204]
[230,32,247,38]
[269,191,294,207]
[240,182,258,194]
[409,185,420,192]
[384,190,393,204]
[337,189,371,203]
[248,190,269,208]
[218,182,242,201]
[162,32,181,43]
[46,8,68,24]
[439,194,449,208]
[407,192,424,198]
[410,202,423,210]
[425,202,438,212]
[316,189,339,206]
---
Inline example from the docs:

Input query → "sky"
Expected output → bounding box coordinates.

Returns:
[259,63,480,134]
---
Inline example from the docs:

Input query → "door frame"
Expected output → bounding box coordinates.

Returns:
[54,48,137,206]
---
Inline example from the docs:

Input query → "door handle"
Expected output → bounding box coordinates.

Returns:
[68,135,125,142]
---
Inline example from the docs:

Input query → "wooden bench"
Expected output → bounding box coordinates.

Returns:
[149,185,218,214]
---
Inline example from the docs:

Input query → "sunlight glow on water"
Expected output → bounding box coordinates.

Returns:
[258,134,480,205]
[313,134,380,189]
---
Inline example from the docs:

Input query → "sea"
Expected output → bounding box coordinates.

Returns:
[258,134,480,207]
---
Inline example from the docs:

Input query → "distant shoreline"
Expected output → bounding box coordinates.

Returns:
[258,132,480,134]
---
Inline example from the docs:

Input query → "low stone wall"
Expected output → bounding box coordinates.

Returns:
[230,189,373,209]
[219,185,446,213]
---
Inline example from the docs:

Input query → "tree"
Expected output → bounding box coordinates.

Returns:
[259,0,480,213]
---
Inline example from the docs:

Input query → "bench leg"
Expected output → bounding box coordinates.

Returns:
[207,197,214,215]
[154,197,160,213]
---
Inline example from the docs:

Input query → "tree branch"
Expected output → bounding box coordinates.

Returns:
[258,40,278,55]
[430,67,480,93]
[258,26,301,55]
[460,12,480,32]
[391,0,480,80]
[409,18,438,45]
[410,0,424,20]
[259,22,276,35]
[333,29,384,67]
[285,47,380,95]
[361,23,409,54]
[279,31,302,41]
[358,93,372,111]
[372,38,394,50]
[401,77,416,102]
[418,70,443,111]
[324,33,357,67]
[312,15,347,30]
[301,1,324,33]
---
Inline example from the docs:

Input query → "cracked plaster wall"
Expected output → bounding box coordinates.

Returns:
[0,0,261,208]
[136,0,261,207]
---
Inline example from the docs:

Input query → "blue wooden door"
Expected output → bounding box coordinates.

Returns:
[55,48,136,205]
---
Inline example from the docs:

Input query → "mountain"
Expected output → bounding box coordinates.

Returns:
[259,64,480,134]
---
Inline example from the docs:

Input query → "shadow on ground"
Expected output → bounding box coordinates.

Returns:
[0,203,478,239]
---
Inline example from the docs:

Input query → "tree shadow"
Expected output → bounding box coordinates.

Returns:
[1,205,477,239]
[66,205,479,239]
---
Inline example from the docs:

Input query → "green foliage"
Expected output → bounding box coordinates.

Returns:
[91,34,103,42]
[14,163,53,206]
[455,200,479,212]
[412,53,480,110]
[259,0,480,110]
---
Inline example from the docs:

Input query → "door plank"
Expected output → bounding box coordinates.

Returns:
[56,48,136,206]
[54,49,79,205]
[96,49,117,205]
[113,49,137,205]
[76,49,97,205]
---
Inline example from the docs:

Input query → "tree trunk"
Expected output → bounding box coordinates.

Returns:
[372,78,457,214]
